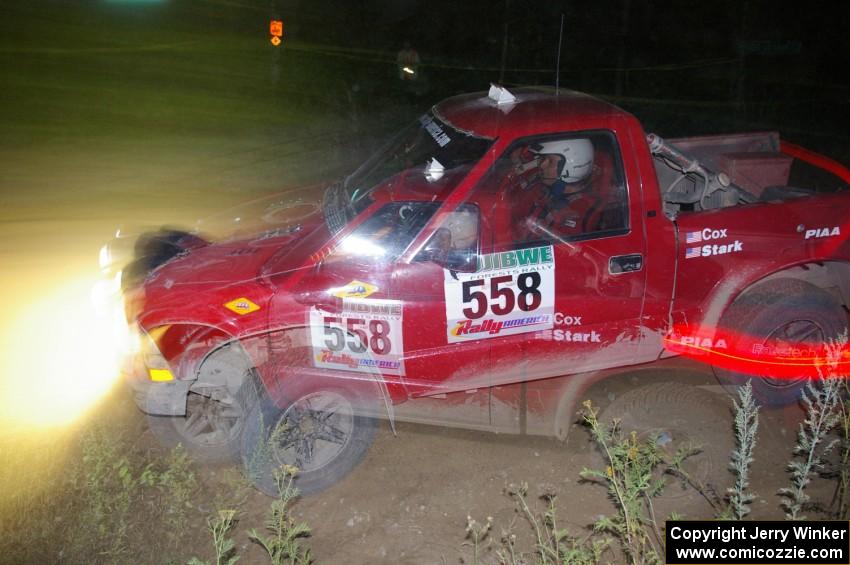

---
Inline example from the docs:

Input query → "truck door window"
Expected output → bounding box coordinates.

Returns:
[486,131,628,247]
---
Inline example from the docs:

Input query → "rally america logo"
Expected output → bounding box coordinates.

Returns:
[451,315,551,337]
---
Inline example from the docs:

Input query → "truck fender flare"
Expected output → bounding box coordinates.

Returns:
[311,323,397,434]
[697,261,850,341]
[191,326,397,433]
[192,337,258,398]
[253,324,397,434]
[552,369,610,441]
[551,360,715,441]
[742,261,850,309]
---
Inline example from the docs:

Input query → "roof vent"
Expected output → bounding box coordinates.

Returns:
[488,83,516,105]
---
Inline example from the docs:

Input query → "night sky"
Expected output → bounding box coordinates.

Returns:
[3,1,847,150]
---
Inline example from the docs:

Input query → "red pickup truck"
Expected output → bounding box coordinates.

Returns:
[121,85,850,495]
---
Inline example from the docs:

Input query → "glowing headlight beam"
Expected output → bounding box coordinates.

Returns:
[0,274,131,431]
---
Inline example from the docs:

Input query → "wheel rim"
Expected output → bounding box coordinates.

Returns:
[270,391,354,473]
[760,318,825,390]
[174,391,244,448]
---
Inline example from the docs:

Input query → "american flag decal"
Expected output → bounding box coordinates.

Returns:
[685,247,701,259]
[686,231,702,244]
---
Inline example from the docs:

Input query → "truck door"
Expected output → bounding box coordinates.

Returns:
[387,201,495,427]
[390,203,495,396]
[479,130,648,384]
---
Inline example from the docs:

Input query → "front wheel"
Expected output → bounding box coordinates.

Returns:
[241,383,378,496]
[148,388,247,465]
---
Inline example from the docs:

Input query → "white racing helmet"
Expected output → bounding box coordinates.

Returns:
[531,138,594,183]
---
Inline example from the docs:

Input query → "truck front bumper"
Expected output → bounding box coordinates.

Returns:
[123,357,191,416]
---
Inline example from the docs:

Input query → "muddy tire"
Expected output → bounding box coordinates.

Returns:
[241,381,378,496]
[148,386,249,465]
[715,283,848,406]
[598,382,733,512]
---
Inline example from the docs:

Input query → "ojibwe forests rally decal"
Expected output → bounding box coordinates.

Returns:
[445,245,555,343]
[310,298,405,376]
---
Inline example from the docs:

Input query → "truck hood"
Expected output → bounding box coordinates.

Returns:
[136,217,332,332]
[145,216,330,293]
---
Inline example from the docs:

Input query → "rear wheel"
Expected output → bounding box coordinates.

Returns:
[598,382,733,514]
[715,284,847,406]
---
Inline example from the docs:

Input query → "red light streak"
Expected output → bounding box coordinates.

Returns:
[664,324,850,380]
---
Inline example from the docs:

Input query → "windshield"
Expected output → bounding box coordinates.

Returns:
[323,112,493,234]
[327,201,440,263]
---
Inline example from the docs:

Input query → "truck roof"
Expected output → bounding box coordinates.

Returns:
[433,87,633,139]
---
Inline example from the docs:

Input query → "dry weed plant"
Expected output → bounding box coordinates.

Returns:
[779,377,841,519]
[580,400,667,565]
[462,514,493,563]
[824,378,850,518]
[463,487,607,565]
[188,509,240,565]
[779,333,848,520]
[722,381,760,520]
[247,465,313,565]
[458,384,763,564]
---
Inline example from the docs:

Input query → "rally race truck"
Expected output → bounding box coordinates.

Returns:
[116,85,850,495]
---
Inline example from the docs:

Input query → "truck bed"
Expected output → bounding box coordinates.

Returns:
[669,132,791,199]
[652,131,848,216]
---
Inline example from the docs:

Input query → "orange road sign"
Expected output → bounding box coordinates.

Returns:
[270,20,283,37]
[270,36,281,46]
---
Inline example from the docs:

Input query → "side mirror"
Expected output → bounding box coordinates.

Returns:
[418,228,478,273]
[293,290,343,313]
[441,249,478,273]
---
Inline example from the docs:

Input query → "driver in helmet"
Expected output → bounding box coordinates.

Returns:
[517,138,598,239]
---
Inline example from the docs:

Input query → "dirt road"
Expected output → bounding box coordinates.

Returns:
[179,374,817,563]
